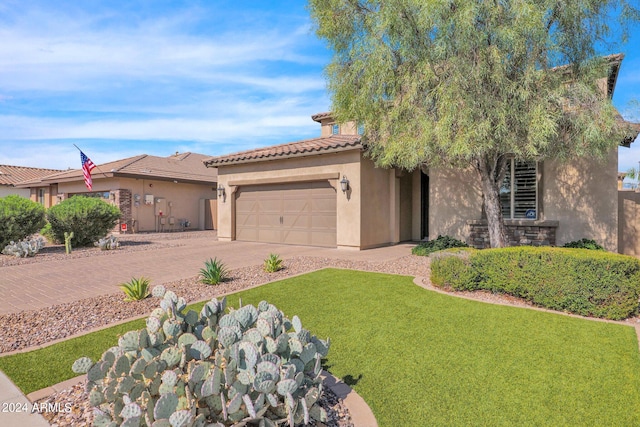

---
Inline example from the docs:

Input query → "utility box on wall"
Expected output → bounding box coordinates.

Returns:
[144,194,154,205]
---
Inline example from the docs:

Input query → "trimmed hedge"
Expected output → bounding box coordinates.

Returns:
[562,238,605,251]
[430,248,478,291]
[430,246,640,320]
[47,196,121,247]
[412,235,469,256]
[0,195,46,250]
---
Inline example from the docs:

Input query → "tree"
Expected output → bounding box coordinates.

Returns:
[308,0,640,247]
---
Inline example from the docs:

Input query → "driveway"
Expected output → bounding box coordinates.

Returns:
[0,231,414,315]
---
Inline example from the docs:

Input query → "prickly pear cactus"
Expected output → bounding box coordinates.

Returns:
[95,235,120,250]
[73,291,330,426]
[1,237,45,258]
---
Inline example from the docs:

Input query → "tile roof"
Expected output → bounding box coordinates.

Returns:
[0,165,62,186]
[17,152,217,186]
[311,112,333,122]
[203,135,362,166]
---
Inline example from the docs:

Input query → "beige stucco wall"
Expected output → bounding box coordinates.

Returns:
[56,178,216,232]
[424,148,619,251]
[542,147,618,251]
[318,118,359,137]
[618,190,640,256]
[0,187,31,198]
[359,160,393,248]
[428,166,483,242]
[216,150,362,248]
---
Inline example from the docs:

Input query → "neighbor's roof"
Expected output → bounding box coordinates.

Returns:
[0,165,62,187]
[203,135,362,167]
[17,152,217,187]
[311,112,334,122]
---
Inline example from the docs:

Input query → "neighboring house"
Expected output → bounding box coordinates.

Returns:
[205,55,639,253]
[17,152,218,233]
[0,165,62,199]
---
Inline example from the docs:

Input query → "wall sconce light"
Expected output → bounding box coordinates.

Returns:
[217,184,225,198]
[340,175,349,193]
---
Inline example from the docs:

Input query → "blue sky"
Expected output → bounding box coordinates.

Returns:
[0,1,639,173]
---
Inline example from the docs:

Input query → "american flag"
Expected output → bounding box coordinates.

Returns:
[80,151,96,190]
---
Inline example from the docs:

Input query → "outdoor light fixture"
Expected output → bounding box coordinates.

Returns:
[340,175,349,193]
[217,184,225,198]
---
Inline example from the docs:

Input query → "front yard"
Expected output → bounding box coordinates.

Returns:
[2,269,639,426]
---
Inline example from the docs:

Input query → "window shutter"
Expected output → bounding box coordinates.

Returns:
[513,161,537,219]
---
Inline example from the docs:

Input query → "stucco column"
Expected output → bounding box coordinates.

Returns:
[389,169,400,244]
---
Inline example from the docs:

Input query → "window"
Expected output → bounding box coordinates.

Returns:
[500,160,538,220]
[331,124,340,135]
[38,189,45,205]
[357,123,365,135]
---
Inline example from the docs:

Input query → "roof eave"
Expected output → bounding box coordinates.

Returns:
[205,144,363,167]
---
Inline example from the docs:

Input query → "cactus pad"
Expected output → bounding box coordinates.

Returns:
[217,327,237,348]
[146,317,161,334]
[72,357,94,374]
[276,379,298,396]
[120,402,142,419]
[152,285,166,298]
[160,347,182,368]
[190,340,212,360]
[154,392,179,420]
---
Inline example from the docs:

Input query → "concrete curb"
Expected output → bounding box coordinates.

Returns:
[26,371,378,427]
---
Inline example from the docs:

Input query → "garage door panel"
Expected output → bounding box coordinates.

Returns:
[235,181,336,247]
[257,229,281,244]
[311,214,335,230]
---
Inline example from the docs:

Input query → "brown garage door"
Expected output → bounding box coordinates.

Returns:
[235,181,336,247]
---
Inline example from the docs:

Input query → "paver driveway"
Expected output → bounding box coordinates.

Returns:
[0,232,413,315]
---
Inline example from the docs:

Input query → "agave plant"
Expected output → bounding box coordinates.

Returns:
[199,257,229,285]
[119,277,151,302]
[264,253,283,273]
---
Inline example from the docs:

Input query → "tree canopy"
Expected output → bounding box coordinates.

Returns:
[309,0,640,247]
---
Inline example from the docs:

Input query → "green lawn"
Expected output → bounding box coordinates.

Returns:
[2,269,640,426]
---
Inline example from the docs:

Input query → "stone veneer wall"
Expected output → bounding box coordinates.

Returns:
[466,220,559,249]
[114,189,132,233]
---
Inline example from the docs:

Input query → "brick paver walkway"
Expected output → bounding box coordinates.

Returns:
[0,233,413,315]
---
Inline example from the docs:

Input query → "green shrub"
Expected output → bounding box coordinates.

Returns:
[412,235,469,256]
[264,253,283,273]
[47,196,121,247]
[199,257,229,285]
[562,238,605,251]
[0,195,46,250]
[119,277,151,302]
[39,222,58,244]
[72,291,330,426]
[430,248,478,290]
[431,246,640,320]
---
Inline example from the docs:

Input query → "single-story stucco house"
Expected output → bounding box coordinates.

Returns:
[204,54,639,253]
[0,165,62,199]
[18,152,218,233]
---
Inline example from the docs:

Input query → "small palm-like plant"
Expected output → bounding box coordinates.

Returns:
[263,253,283,273]
[119,277,151,302]
[199,257,229,285]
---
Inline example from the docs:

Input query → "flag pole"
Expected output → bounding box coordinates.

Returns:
[72,144,109,177]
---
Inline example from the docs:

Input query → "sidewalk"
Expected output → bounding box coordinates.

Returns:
[0,371,49,426]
